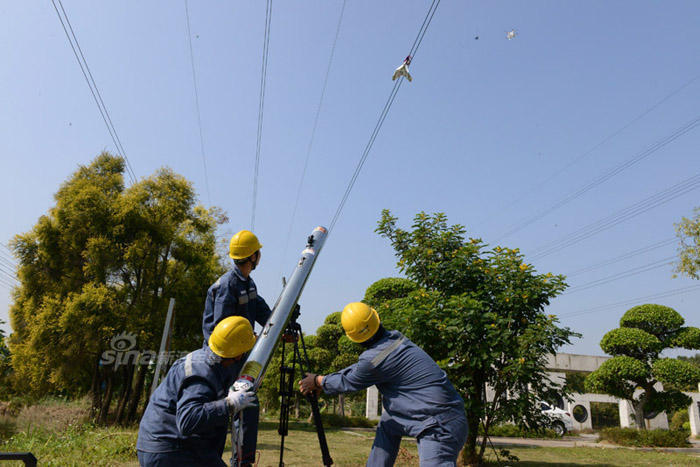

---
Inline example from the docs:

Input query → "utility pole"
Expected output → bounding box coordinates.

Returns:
[151,297,176,395]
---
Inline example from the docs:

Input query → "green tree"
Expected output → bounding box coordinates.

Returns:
[0,320,12,398]
[675,208,700,279]
[678,353,700,368]
[586,304,700,429]
[375,210,578,466]
[363,277,417,330]
[8,153,223,422]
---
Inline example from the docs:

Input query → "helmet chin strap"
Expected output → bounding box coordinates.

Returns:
[249,251,261,271]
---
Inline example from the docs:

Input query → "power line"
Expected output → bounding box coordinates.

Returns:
[495,74,700,220]
[280,0,347,276]
[251,0,273,230]
[0,278,16,292]
[530,174,700,260]
[184,0,212,204]
[562,255,675,295]
[50,0,137,183]
[565,237,676,278]
[497,115,700,240]
[0,257,16,274]
[0,266,18,286]
[0,245,17,272]
[328,0,441,232]
[0,257,15,272]
[0,249,16,266]
[559,284,700,319]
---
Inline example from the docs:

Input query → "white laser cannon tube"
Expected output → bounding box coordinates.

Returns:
[233,226,327,393]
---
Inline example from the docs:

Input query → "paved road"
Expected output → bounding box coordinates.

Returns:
[487,434,700,453]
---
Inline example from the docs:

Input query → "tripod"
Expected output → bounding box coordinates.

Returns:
[277,305,333,467]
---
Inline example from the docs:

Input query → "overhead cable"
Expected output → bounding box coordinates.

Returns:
[498,115,700,240]
[251,0,273,230]
[280,0,347,274]
[530,174,700,260]
[0,245,17,272]
[559,284,700,319]
[562,255,675,295]
[565,237,676,278]
[50,0,137,183]
[0,262,15,277]
[0,260,18,285]
[0,267,18,287]
[184,0,212,204]
[496,74,700,218]
[328,0,441,232]
[0,252,16,269]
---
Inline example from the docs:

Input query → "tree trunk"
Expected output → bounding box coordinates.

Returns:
[339,394,345,417]
[90,359,102,419]
[633,400,646,430]
[126,363,147,422]
[294,393,300,419]
[115,365,135,424]
[99,373,114,424]
[462,411,481,466]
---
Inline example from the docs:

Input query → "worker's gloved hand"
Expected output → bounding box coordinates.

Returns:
[299,373,321,396]
[226,388,257,413]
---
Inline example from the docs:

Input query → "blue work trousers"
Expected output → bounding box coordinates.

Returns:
[367,414,468,466]
[233,404,260,466]
[137,449,225,467]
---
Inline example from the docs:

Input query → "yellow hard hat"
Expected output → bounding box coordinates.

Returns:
[229,230,262,260]
[208,316,256,358]
[341,302,380,343]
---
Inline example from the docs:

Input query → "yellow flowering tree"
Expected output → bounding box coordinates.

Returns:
[375,210,578,466]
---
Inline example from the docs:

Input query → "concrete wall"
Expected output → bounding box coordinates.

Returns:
[545,353,609,373]
[689,390,700,437]
[365,385,381,421]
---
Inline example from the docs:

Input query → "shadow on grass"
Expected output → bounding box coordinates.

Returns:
[0,417,16,440]
[485,463,616,467]
[259,420,343,433]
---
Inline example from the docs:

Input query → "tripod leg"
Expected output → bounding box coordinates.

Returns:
[278,339,294,466]
[306,392,334,466]
[294,334,334,466]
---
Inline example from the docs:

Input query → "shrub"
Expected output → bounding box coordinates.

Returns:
[670,408,690,433]
[599,427,689,447]
[320,413,375,428]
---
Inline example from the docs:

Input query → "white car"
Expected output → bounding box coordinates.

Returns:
[539,401,574,436]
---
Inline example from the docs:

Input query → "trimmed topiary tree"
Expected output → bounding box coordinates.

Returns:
[586,304,700,429]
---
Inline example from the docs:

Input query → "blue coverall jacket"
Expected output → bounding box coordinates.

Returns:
[322,330,468,467]
[136,347,235,466]
[201,265,272,465]
[202,266,272,343]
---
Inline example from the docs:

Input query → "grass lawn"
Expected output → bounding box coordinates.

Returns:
[1,411,698,466]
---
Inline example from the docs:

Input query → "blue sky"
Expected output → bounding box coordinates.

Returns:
[0,1,698,356]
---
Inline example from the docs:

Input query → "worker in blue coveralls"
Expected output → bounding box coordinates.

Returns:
[137,316,258,466]
[202,230,272,466]
[299,302,468,467]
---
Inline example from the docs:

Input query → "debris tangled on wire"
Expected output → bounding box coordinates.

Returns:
[392,55,413,82]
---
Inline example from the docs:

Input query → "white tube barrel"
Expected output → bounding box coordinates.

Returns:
[234,226,327,391]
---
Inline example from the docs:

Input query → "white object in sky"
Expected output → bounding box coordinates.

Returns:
[506,29,517,40]
[392,55,413,82]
